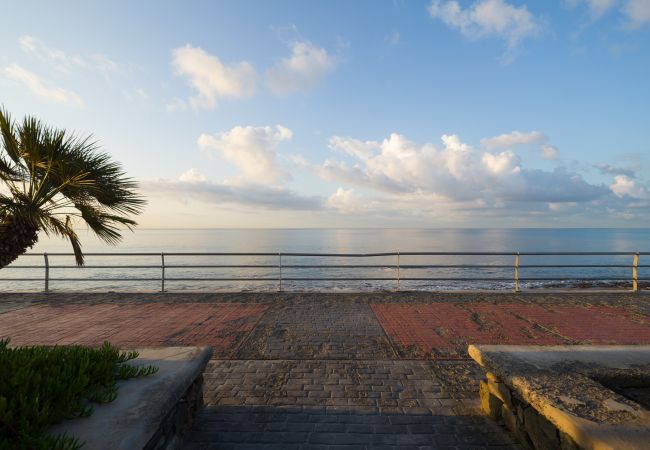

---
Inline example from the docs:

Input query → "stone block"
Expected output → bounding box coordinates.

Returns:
[502,403,534,450]
[486,371,499,382]
[488,379,512,407]
[523,406,560,450]
[559,430,580,450]
[480,380,503,422]
[501,403,517,433]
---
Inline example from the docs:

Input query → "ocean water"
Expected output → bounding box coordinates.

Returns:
[1,228,649,292]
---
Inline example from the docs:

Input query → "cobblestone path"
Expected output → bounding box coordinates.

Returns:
[184,360,519,449]
[234,301,395,359]
[181,300,524,449]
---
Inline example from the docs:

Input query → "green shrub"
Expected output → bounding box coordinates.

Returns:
[0,340,158,450]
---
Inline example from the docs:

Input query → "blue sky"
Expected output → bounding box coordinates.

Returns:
[1,0,649,227]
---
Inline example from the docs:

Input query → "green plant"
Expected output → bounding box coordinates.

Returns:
[0,340,158,450]
[0,108,145,269]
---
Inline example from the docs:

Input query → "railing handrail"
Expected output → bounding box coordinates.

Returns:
[13,251,650,256]
[2,251,646,293]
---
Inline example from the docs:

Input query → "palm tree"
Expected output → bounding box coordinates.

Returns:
[0,109,144,269]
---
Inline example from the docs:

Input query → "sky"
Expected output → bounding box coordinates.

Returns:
[1,0,649,228]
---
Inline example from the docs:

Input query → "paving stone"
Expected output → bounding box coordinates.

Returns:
[202,359,486,409]
[0,302,267,357]
[185,360,520,449]
[372,302,650,358]
[234,299,395,359]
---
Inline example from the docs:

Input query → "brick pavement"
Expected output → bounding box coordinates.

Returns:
[184,406,518,450]
[0,302,268,358]
[372,302,650,358]
[184,360,519,450]
[200,360,482,411]
[2,293,650,448]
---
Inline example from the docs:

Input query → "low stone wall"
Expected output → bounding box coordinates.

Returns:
[145,374,204,450]
[472,345,650,450]
[50,346,213,450]
[479,372,580,450]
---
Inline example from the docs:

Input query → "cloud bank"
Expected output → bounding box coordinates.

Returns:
[143,125,650,224]
[306,133,605,208]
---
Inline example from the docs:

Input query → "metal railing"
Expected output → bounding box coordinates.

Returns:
[1,251,648,293]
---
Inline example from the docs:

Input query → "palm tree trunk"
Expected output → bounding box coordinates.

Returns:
[0,217,39,269]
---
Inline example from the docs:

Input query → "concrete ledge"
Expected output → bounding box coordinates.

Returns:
[469,345,650,450]
[50,346,213,450]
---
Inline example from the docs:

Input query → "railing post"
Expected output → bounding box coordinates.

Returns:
[632,252,639,292]
[514,253,520,293]
[278,252,282,292]
[43,252,49,292]
[161,252,165,292]
[396,252,400,291]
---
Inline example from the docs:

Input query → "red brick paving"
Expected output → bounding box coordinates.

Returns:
[0,303,268,357]
[500,303,650,344]
[2,300,649,360]
[372,303,650,357]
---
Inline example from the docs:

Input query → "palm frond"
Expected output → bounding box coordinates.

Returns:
[39,214,84,266]
[74,203,132,245]
[0,107,144,266]
[0,108,23,163]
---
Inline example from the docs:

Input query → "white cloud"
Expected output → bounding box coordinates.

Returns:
[428,0,543,53]
[566,0,618,19]
[145,125,322,212]
[171,45,256,109]
[305,132,606,209]
[326,188,367,213]
[2,64,84,108]
[482,150,521,174]
[623,0,650,28]
[566,0,650,27]
[179,168,207,182]
[18,35,123,77]
[265,41,336,94]
[481,130,546,149]
[197,125,293,185]
[482,130,558,160]
[610,175,648,198]
[144,171,322,211]
[19,35,86,72]
[144,129,649,224]
[329,135,378,160]
[542,145,559,160]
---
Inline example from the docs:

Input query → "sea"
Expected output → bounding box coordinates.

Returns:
[1,228,648,292]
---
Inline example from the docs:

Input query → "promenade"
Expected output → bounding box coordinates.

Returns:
[2,291,649,449]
